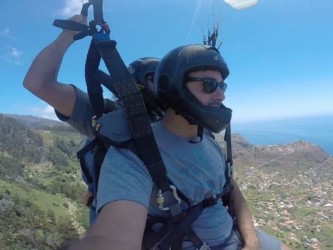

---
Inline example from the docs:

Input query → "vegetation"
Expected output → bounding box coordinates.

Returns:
[229,134,333,249]
[0,179,87,249]
[0,114,332,249]
[0,114,88,249]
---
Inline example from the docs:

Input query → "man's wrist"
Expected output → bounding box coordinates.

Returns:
[58,31,75,43]
[243,237,260,250]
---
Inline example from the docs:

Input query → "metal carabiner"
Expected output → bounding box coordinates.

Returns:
[157,185,181,211]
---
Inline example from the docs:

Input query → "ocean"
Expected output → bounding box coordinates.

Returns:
[232,115,333,155]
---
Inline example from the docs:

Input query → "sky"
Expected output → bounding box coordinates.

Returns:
[0,0,332,123]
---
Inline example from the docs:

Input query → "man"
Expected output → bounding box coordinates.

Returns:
[79,56,162,225]
[24,14,289,250]
[23,14,161,135]
[63,45,290,249]
[23,14,91,133]
[23,14,162,225]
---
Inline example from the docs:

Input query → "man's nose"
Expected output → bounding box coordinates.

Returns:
[214,87,225,102]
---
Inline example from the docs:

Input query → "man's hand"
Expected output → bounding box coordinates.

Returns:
[61,14,87,37]
[83,191,94,206]
[229,179,260,250]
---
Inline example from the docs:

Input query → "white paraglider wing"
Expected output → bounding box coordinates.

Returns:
[224,0,258,9]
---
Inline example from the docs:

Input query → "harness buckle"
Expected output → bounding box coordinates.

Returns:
[91,116,101,132]
[157,185,182,216]
[203,195,218,207]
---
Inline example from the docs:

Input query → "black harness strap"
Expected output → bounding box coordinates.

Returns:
[77,138,106,200]
[85,40,104,119]
[77,139,98,184]
[53,0,182,214]
[91,139,107,198]
[222,124,234,214]
[143,126,234,250]
[225,124,233,167]
[95,39,183,216]
[94,69,119,97]
[147,195,221,250]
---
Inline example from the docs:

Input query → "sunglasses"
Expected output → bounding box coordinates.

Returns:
[185,77,227,94]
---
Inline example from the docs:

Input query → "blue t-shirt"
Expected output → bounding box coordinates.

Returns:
[97,119,234,248]
[55,86,282,250]
[55,86,96,139]
[56,87,234,248]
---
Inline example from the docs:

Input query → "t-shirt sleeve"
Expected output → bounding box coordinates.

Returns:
[96,146,153,212]
[54,85,95,139]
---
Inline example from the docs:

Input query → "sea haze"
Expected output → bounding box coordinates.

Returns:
[232,115,333,155]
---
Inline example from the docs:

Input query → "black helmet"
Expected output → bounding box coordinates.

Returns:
[155,44,232,133]
[128,57,160,88]
[128,57,163,113]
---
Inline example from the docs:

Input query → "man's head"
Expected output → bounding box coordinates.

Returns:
[154,44,232,133]
[128,57,160,91]
[128,57,162,111]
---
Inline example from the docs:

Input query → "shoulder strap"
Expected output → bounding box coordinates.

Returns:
[59,1,183,215]
[77,139,99,184]
[95,40,182,216]
[222,124,234,215]
[54,1,183,215]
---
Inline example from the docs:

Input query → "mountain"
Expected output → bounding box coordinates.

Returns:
[216,132,333,249]
[6,113,76,131]
[0,114,332,249]
[0,113,87,250]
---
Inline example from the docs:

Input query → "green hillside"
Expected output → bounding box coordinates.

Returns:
[0,114,332,249]
[0,114,88,250]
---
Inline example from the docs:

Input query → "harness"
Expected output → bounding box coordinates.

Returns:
[54,1,234,249]
[78,115,233,250]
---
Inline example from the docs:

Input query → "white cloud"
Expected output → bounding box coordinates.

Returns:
[1,47,23,65]
[57,0,89,17]
[10,47,22,58]
[31,104,59,120]
[0,27,15,39]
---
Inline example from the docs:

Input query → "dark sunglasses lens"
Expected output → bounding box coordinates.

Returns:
[203,79,227,93]
[219,82,227,93]
[203,79,218,93]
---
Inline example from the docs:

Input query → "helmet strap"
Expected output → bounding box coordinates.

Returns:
[189,125,203,143]
[174,111,203,143]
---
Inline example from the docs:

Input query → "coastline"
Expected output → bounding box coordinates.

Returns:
[232,115,333,155]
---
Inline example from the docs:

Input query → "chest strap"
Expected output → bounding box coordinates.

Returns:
[143,194,222,250]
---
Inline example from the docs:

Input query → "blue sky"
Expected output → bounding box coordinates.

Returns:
[0,0,332,123]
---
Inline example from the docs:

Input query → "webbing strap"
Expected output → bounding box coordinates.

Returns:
[79,157,93,184]
[222,124,234,215]
[224,124,233,168]
[72,0,182,212]
[77,139,98,184]
[94,40,178,202]
[77,138,98,159]
[52,0,107,41]
[92,139,106,198]
[91,0,105,23]
[85,40,104,119]
[156,196,220,250]
[94,69,119,97]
